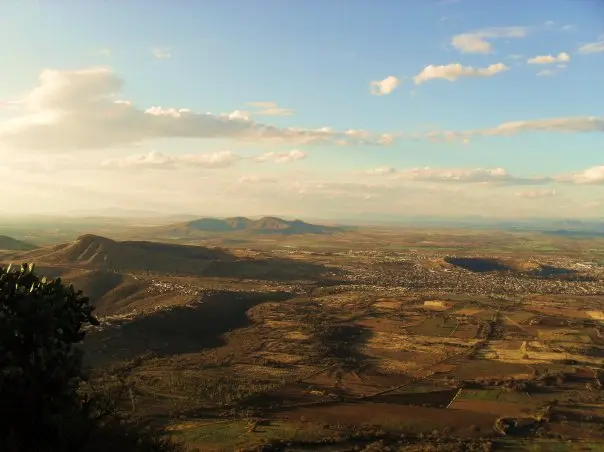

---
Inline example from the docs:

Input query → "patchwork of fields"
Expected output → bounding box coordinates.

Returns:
[5,230,604,450]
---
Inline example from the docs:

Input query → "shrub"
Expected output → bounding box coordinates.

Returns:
[0,263,182,452]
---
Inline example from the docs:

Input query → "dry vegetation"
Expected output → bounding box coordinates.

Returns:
[3,227,604,451]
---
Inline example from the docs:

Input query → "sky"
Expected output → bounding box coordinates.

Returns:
[0,0,603,220]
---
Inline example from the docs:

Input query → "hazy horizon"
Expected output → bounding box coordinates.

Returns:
[2,209,603,227]
[1,1,603,219]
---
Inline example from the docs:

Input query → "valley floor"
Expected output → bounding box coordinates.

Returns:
[69,248,604,451]
[5,230,604,450]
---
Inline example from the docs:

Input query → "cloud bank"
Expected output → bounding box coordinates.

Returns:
[0,68,394,152]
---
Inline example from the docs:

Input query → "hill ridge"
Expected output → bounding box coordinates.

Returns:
[14,234,326,280]
[0,235,38,251]
[21,234,227,271]
[183,216,342,234]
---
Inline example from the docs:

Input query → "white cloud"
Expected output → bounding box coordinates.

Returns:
[152,47,172,59]
[370,76,401,95]
[178,150,242,168]
[0,67,394,151]
[478,117,603,136]
[254,149,307,163]
[364,166,550,186]
[99,48,111,57]
[238,175,278,184]
[451,26,528,54]
[516,188,557,198]
[226,110,252,121]
[102,150,241,170]
[578,36,604,54]
[345,129,372,139]
[0,100,22,110]
[527,52,570,65]
[246,101,294,116]
[1,161,599,218]
[424,130,470,145]
[103,150,176,170]
[328,130,396,147]
[413,63,509,84]
[425,116,604,142]
[103,148,309,169]
[340,129,396,146]
[394,167,545,185]
[557,166,604,185]
[25,67,123,111]
[364,165,604,188]
[362,167,397,176]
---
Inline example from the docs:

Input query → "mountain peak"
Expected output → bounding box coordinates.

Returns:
[76,234,116,245]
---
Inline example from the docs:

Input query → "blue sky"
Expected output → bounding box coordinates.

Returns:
[0,0,603,219]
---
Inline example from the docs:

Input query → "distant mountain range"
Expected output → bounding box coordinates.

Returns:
[543,229,604,238]
[0,235,38,251]
[160,216,344,236]
[327,215,604,230]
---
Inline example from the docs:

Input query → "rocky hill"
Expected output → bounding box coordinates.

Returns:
[18,234,326,280]
[21,234,232,272]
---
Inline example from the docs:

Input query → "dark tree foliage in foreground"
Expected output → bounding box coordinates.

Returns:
[0,263,181,452]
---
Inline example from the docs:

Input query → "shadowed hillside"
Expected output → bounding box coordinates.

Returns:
[444,256,582,280]
[17,234,329,281]
[0,264,184,317]
[55,269,151,315]
[25,266,127,303]
[0,235,38,251]
[83,290,293,365]
[21,234,229,272]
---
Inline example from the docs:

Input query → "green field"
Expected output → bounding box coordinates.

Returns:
[459,389,532,404]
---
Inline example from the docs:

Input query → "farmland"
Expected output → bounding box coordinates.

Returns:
[3,226,604,450]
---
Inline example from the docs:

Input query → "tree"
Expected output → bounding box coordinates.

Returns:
[0,263,181,452]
